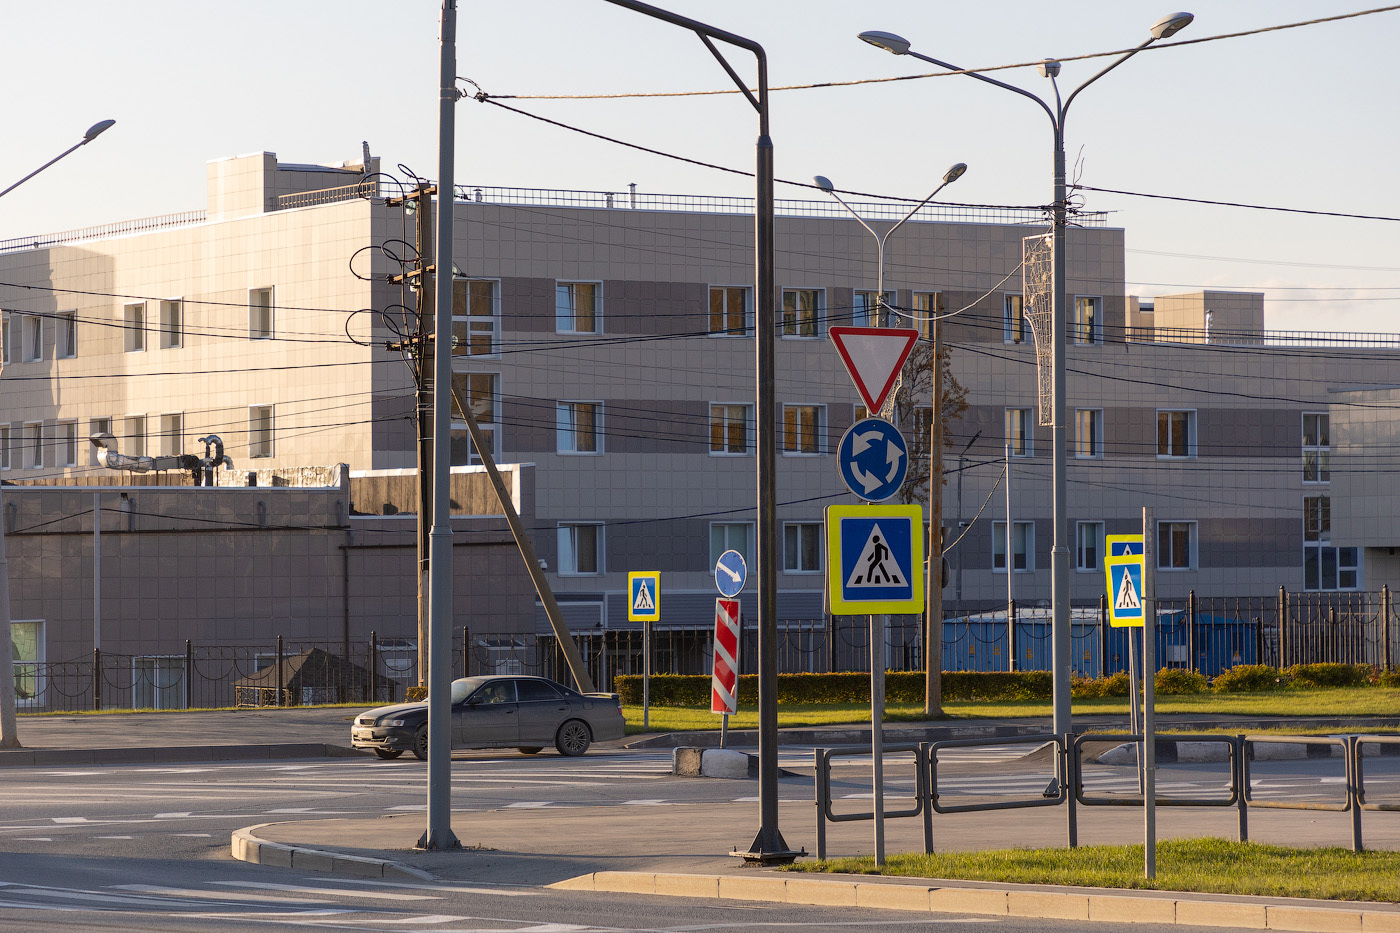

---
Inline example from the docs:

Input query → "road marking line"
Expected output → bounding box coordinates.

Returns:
[206,882,435,901]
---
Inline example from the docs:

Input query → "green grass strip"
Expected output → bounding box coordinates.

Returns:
[792,838,1400,902]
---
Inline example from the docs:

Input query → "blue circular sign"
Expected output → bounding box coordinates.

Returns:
[837,417,909,502]
[715,549,747,597]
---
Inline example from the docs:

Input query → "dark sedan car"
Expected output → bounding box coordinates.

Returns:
[351,674,625,760]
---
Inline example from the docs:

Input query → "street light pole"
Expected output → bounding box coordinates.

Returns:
[858,13,1192,739]
[0,117,117,749]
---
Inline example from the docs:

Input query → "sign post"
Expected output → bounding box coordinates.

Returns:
[628,571,661,731]
[1142,508,1157,879]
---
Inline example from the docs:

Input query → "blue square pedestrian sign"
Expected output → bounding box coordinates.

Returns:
[627,571,661,623]
[1105,554,1144,627]
[825,503,924,614]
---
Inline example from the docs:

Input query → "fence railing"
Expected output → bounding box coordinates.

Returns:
[13,586,1398,712]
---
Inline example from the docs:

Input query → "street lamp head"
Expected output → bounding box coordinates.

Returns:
[813,175,835,192]
[82,119,116,143]
[1150,12,1194,39]
[857,30,910,56]
[1037,59,1061,79]
[942,163,967,184]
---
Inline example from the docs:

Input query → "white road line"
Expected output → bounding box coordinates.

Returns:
[621,799,669,806]
[113,884,335,905]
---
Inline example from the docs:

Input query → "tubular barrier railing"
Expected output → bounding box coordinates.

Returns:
[814,744,928,860]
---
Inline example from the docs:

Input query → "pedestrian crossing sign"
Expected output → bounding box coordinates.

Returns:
[1105,554,1144,627]
[628,571,661,623]
[825,503,924,614]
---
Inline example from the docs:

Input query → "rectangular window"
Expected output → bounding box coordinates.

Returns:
[1,312,9,364]
[710,522,752,569]
[124,303,146,352]
[992,521,1034,572]
[0,426,9,471]
[556,401,602,454]
[453,278,499,358]
[449,372,499,464]
[1005,408,1032,457]
[780,288,822,338]
[249,287,274,339]
[557,523,603,575]
[125,415,146,459]
[853,290,895,328]
[782,404,824,455]
[555,282,600,334]
[57,313,76,359]
[709,286,751,337]
[133,657,185,710]
[22,314,43,362]
[1303,412,1330,483]
[1157,410,1196,459]
[1003,294,1026,344]
[1073,296,1102,345]
[1075,409,1103,459]
[1157,521,1196,570]
[57,421,78,468]
[709,404,751,455]
[25,422,43,469]
[159,413,184,457]
[89,417,110,466]
[783,522,822,573]
[1076,521,1104,571]
[159,299,182,349]
[913,292,943,340]
[11,620,43,707]
[248,405,273,459]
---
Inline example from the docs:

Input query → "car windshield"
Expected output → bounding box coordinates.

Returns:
[449,676,491,705]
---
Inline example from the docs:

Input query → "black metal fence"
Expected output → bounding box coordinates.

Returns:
[14,587,1398,712]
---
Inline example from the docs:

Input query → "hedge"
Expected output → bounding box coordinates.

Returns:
[612,670,1052,706]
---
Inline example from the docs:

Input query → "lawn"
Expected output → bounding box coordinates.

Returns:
[792,838,1400,902]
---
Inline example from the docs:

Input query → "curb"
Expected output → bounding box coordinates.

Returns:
[231,823,433,881]
[0,743,361,768]
[551,871,1400,932]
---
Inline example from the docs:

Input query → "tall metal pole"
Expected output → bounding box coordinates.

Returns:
[420,0,460,851]
[1142,506,1157,878]
[1006,442,1015,671]
[926,322,943,716]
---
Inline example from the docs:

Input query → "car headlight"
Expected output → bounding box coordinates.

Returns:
[384,719,406,727]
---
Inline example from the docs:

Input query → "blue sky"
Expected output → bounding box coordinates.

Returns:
[1,1,1396,331]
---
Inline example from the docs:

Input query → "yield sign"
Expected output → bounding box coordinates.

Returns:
[828,326,920,413]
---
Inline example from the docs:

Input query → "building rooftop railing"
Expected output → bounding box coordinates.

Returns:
[1127,325,1400,349]
[0,210,207,255]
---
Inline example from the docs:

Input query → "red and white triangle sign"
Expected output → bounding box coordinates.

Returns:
[828,326,920,413]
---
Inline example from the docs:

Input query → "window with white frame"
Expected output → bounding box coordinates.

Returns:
[913,291,943,340]
[1003,294,1027,344]
[1304,494,1359,591]
[1303,412,1330,483]
[159,412,184,457]
[557,523,603,575]
[782,404,824,455]
[556,401,602,454]
[709,403,751,455]
[24,422,43,469]
[1073,296,1102,345]
[1157,410,1196,459]
[449,372,499,465]
[780,288,822,338]
[22,314,43,362]
[158,299,182,349]
[11,619,43,706]
[709,286,751,336]
[1157,520,1196,570]
[1005,408,1032,457]
[88,417,110,466]
[124,415,146,459]
[555,281,600,334]
[453,278,499,358]
[57,421,78,467]
[853,290,895,328]
[784,522,822,573]
[0,425,9,471]
[992,520,1034,572]
[710,522,752,569]
[1076,521,1104,571]
[1,312,9,364]
[57,313,76,359]
[248,405,273,459]
[133,656,185,709]
[124,303,146,352]
[249,287,274,339]
[1075,408,1103,459]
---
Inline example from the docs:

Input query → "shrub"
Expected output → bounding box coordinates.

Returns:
[1072,671,1131,698]
[1155,667,1208,695]
[1212,664,1285,693]
[405,685,427,701]
[1379,669,1400,688]
[613,670,1052,706]
[1286,663,1370,689]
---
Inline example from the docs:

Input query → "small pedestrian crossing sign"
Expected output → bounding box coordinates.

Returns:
[1104,554,1144,627]
[628,571,661,623]
[826,503,924,614]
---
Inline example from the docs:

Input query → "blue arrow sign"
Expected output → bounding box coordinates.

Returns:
[714,549,747,598]
[837,417,909,502]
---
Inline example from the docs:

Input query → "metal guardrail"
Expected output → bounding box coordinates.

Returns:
[0,211,207,254]
[814,743,927,860]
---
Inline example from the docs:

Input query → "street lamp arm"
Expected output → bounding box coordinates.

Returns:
[0,119,116,200]
[883,168,965,247]
[901,48,1057,127]
[1059,36,1156,119]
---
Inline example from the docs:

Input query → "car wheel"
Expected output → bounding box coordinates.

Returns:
[517,746,543,755]
[554,720,591,757]
[411,724,428,761]
[374,748,403,760]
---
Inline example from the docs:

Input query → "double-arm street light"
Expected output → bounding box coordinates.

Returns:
[859,13,1193,738]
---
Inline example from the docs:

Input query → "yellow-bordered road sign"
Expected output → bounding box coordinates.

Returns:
[1106,533,1144,558]
[825,503,924,614]
[1105,553,1145,627]
[628,571,661,623]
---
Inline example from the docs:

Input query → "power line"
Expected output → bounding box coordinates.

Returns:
[1079,184,1400,223]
